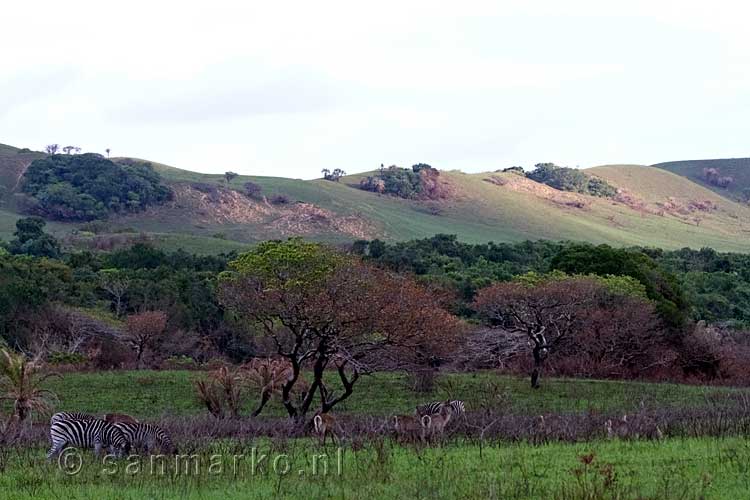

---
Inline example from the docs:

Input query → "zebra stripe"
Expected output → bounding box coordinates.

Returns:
[415,400,465,417]
[48,419,130,459]
[50,411,96,426]
[114,422,177,454]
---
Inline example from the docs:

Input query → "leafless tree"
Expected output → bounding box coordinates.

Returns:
[98,270,130,317]
[45,144,60,155]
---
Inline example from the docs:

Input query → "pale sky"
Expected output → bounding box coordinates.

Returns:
[2,0,749,179]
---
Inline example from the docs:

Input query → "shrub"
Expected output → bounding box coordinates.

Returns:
[526,163,616,197]
[21,154,171,220]
[270,194,290,205]
[243,182,262,199]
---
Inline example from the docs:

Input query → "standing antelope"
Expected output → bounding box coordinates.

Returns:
[393,414,430,443]
[424,404,453,442]
[313,413,339,445]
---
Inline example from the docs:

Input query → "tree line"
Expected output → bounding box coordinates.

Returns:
[3,223,750,416]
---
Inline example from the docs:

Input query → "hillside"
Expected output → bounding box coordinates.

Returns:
[3,144,750,253]
[654,157,750,203]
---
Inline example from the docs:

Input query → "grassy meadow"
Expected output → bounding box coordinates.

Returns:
[1,435,748,499]
[4,370,750,498]
[42,370,745,419]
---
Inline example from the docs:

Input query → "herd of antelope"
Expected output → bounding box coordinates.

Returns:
[46,400,662,459]
[314,399,466,445]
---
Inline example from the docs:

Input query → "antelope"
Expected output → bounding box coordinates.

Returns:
[313,413,339,445]
[424,404,453,442]
[604,414,629,439]
[393,414,430,443]
[104,413,139,425]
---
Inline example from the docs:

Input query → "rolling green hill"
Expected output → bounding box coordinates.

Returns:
[654,157,750,203]
[3,143,750,253]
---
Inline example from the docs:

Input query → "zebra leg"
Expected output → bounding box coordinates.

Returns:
[47,440,66,460]
[94,441,103,457]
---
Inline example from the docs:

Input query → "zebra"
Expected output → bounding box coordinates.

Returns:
[114,422,177,455]
[415,400,466,418]
[48,419,130,459]
[50,411,96,426]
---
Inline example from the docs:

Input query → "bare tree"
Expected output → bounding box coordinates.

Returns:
[105,148,111,158]
[98,269,130,318]
[45,144,60,155]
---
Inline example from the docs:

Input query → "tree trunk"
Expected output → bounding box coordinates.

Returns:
[136,345,145,370]
[251,391,271,417]
[531,345,544,389]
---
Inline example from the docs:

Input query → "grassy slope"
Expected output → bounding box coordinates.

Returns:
[588,165,750,251]
[112,159,750,252]
[4,146,750,252]
[654,157,750,202]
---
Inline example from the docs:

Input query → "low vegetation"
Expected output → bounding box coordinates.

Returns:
[526,162,617,197]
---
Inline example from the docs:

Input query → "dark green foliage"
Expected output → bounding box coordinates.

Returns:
[502,166,525,175]
[359,164,440,199]
[0,254,73,344]
[21,154,171,220]
[550,243,688,330]
[527,163,616,197]
[321,168,346,181]
[7,217,61,258]
[353,235,563,306]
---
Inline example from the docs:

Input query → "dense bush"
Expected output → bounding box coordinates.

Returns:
[526,163,616,197]
[359,163,444,199]
[21,154,172,220]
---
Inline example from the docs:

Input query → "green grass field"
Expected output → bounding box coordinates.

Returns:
[2,436,747,498]
[5,370,750,498]
[44,370,745,419]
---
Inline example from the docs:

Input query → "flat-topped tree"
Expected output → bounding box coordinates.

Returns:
[218,239,462,419]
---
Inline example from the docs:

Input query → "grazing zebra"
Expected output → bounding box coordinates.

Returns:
[114,422,177,455]
[415,400,465,418]
[50,411,96,425]
[48,419,130,459]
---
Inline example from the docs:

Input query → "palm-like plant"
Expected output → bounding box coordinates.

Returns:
[0,349,58,423]
[194,366,244,419]
[241,358,308,417]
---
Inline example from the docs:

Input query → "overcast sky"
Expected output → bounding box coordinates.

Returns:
[2,1,749,179]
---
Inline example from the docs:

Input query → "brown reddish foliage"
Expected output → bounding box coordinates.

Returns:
[473,278,672,386]
[124,310,168,369]
[473,278,598,388]
[219,247,463,419]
